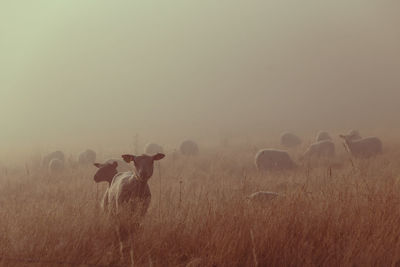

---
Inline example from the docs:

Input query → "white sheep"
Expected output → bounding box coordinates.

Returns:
[93,153,165,261]
[144,143,164,155]
[247,191,280,204]
[255,149,297,171]
[302,140,335,159]
[42,150,65,167]
[78,149,96,165]
[180,140,199,156]
[280,132,302,148]
[94,154,164,214]
[48,158,64,173]
[339,134,382,158]
[316,131,332,142]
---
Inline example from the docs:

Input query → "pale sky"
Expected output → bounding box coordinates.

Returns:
[1,1,399,151]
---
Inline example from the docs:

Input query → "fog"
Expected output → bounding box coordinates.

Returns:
[1,1,400,152]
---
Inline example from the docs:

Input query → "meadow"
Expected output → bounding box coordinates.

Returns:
[1,136,400,266]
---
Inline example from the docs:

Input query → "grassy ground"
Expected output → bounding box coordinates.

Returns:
[1,141,400,266]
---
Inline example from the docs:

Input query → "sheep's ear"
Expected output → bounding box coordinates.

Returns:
[111,161,118,168]
[94,163,102,168]
[153,153,165,161]
[122,154,135,163]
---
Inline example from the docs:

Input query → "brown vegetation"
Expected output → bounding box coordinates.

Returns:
[1,141,400,266]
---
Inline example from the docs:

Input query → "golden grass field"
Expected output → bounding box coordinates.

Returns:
[1,137,400,267]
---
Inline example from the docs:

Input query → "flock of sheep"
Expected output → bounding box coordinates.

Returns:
[255,130,382,172]
[43,139,199,173]
[42,130,383,212]
[39,131,383,262]
[41,131,383,212]
[249,130,382,204]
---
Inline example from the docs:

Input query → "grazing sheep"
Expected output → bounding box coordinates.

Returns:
[180,140,199,156]
[78,149,96,165]
[144,143,164,155]
[348,130,362,141]
[48,158,64,173]
[93,153,165,262]
[255,149,297,171]
[302,140,335,159]
[280,132,302,148]
[339,134,383,158]
[247,191,280,204]
[42,150,65,167]
[316,131,332,142]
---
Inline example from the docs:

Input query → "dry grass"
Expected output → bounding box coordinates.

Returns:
[2,142,400,266]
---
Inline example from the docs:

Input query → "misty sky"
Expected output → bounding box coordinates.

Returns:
[1,1,400,150]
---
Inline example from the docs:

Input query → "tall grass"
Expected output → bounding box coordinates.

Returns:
[1,143,400,266]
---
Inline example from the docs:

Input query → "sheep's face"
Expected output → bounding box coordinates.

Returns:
[93,161,118,184]
[122,153,165,182]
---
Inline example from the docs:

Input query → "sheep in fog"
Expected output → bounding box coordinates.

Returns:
[180,140,199,156]
[42,150,65,167]
[247,191,280,204]
[48,158,64,173]
[302,140,335,159]
[316,131,332,142]
[255,149,297,171]
[94,153,165,214]
[340,134,382,158]
[144,143,164,155]
[280,132,302,148]
[78,149,96,165]
[93,153,165,261]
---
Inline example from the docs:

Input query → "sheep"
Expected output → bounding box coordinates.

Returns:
[180,140,199,156]
[42,150,65,167]
[93,160,121,211]
[302,140,335,159]
[280,132,302,148]
[93,153,165,262]
[144,143,164,155]
[316,131,332,142]
[78,149,96,165]
[48,158,64,173]
[339,134,382,158]
[100,154,164,241]
[255,149,297,171]
[247,191,280,204]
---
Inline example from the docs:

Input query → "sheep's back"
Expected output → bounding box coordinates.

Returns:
[350,137,383,157]
[107,172,151,215]
[255,149,296,171]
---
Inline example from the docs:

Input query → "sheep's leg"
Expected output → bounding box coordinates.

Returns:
[116,222,130,264]
[117,217,140,266]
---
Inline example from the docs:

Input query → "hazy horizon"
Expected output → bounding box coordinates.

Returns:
[1,1,400,152]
